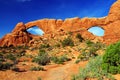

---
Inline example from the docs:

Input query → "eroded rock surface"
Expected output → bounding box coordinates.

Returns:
[0,0,120,46]
[0,22,33,46]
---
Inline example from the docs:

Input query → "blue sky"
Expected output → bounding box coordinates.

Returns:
[27,26,44,35]
[88,27,104,36]
[0,0,116,38]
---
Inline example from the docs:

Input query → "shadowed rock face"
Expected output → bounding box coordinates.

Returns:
[0,0,120,47]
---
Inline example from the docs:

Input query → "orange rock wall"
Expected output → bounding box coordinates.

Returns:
[0,0,120,46]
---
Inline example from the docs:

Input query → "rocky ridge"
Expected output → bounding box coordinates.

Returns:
[0,0,120,46]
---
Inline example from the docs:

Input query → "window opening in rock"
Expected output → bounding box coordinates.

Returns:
[88,26,104,36]
[27,26,44,35]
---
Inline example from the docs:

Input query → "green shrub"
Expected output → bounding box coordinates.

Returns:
[0,62,13,70]
[88,47,98,56]
[77,53,89,61]
[118,65,120,73]
[94,42,106,50]
[72,56,115,80]
[59,55,70,63]
[0,53,16,70]
[51,55,70,64]
[6,53,16,61]
[16,46,23,49]
[86,40,105,50]
[101,63,109,71]
[37,77,42,80]
[109,66,118,74]
[17,51,25,57]
[3,62,12,69]
[32,50,50,65]
[67,31,73,35]
[40,44,50,49]
[54,43,61,48]
[102,41,120,74]
[76,41,105,64]
[30,66,44,71]
[76,48,98,63]
[85,40,94,47]
[75,59,80,64]
[11,66,19,72]
[0,53,4,62]
[51,56,58,63]
[76,33,84,42]
[39,50,46,55]
[61,37,74,47]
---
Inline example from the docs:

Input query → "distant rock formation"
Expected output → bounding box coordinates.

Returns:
[0,0,120,47]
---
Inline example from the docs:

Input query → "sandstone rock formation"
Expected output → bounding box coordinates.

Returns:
[0,0,120,47]
[0,22,33,46]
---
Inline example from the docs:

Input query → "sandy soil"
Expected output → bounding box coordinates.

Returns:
[0,59,120,80]
[0,60,87,80]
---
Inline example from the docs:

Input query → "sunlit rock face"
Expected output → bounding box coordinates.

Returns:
[0,0,120,46]
[0,22,33,47]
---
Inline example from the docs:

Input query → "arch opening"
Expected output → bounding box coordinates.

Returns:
[27,26,44,36]
[88,26,104,36]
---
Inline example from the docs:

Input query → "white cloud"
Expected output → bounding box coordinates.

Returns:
[17,0,32,2]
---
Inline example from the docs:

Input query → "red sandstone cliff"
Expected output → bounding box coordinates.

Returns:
[0,0,120,47]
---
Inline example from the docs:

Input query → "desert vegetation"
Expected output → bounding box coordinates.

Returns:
[30,66,45,71]
[72,40,120,80]
[72,56,115,80]
[32,49,50,65]
[0,32,120,80]
[51,54,70,64]
[102,41,120,74]
[61,36,74,47]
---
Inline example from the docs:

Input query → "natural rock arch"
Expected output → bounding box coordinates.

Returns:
[25,22,46,33]
[26,26,44,35]
[88,26,105,36]
[25,19,63,34]
[1,0,120,46]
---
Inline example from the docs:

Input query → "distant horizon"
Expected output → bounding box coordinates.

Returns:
[0,0,116,38]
